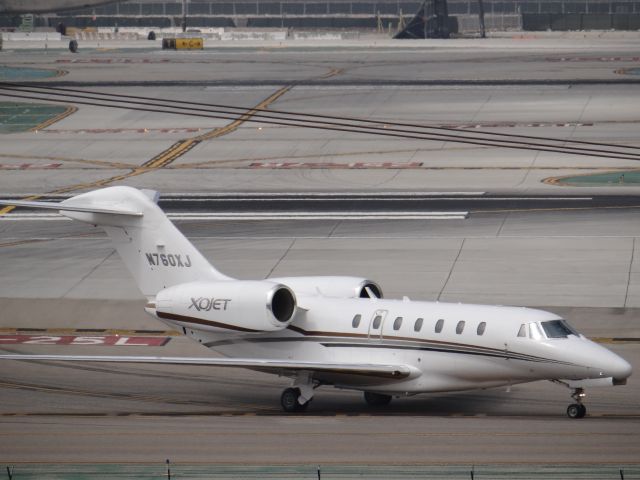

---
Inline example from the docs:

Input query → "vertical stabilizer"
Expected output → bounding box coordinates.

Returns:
[58,186,232,298]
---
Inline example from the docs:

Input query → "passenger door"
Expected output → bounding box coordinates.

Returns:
[367,309,388,340]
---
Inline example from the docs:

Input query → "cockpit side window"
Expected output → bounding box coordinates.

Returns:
[541,320,578,338]
[517,324,527,337]
[529,322,543,340]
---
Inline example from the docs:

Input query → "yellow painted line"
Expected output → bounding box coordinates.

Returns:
[0,194,43,216]
[319,67,344,79]
[29,105,77,132]
[192,86,292,142]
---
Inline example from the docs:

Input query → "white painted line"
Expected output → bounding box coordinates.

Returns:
[0,192,486,199]
[162,192,486,198]
[163,196,592,202]
[0,212,469,221]
[169,215,468,220]
[167,211,469,217]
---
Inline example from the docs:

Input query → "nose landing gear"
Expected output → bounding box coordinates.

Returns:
[566,388,587,419]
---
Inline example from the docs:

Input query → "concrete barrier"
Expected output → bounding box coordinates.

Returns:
[523,13,640,30]
[4,32,61,41]
[219,30,287,41]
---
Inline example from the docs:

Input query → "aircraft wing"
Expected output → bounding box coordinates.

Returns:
[0,354,416,382]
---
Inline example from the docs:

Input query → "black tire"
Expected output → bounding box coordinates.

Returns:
[147,31,156,41]
[68,39,78,53]
[281,387,302,413]
[577,404,587,418]
[364,391,392,407]
[567,403,586,419]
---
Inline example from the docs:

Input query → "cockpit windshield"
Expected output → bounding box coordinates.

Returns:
[540,320,579,338]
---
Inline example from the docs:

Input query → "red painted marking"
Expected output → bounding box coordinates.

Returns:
[0,163,62,170]
[42,128,201,134]
[55,59,171,64]
[249,162,423,169]
[0,335,170,346]
[546,56,640,62]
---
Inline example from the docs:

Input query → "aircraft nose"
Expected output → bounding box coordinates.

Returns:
[607,353,632,383]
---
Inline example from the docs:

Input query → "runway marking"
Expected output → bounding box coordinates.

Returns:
[0,212,470,221]
[0,335,171,346]
[249,161,423,169]
[319,67,345,79]
[473,204,640,215]
[0,86,292,216]
[0,328,178,336]
[0,163,62,170]
[547,56,640,62]
[41,127,203,134]
[29,104,77,132]
[0,153,135,169]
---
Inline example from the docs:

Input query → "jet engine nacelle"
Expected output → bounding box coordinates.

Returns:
[155,281,297,333]
[270,276,383,299]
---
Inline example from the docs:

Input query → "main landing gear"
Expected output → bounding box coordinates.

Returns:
[280,372,316,413]
[566,387,587,419]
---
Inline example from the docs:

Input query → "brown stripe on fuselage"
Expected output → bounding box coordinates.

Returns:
[156,311,262,333]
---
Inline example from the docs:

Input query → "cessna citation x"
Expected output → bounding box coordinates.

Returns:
[0,186,632,418]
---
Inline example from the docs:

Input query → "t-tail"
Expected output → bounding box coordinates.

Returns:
[0,186,232,299]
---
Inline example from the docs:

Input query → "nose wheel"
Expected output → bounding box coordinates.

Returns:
[566,388,587,419]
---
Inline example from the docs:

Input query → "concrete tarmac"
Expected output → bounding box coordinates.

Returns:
[1,33,640,471]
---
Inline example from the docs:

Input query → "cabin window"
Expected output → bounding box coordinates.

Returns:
[435,319,444,333]
[517,324,527,337]
[541,320,578,338]
[372,315,382,329]
[414,318,424,332]
[393,317,403,331]
[456,321,465,334]
[352,314,361,328]
[477,322,486,336]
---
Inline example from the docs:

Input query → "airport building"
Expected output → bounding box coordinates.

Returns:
[1,0,639,32]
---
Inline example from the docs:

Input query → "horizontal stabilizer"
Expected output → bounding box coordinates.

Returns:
[0,199,143,216]
[0,354,414,380]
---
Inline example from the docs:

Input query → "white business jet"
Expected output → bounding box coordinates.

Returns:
[0,187,632,417]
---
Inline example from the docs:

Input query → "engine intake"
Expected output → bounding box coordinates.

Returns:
[270,285,296,322]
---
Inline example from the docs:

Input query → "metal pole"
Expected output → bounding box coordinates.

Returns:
[166,459,171,480]
[181,0,187,32]
[6,466,13,480]
[477,0,486,38]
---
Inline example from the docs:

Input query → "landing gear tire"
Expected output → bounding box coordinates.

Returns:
[280,387,311,413]
[364,391,392,407]
[567,403,586,419]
